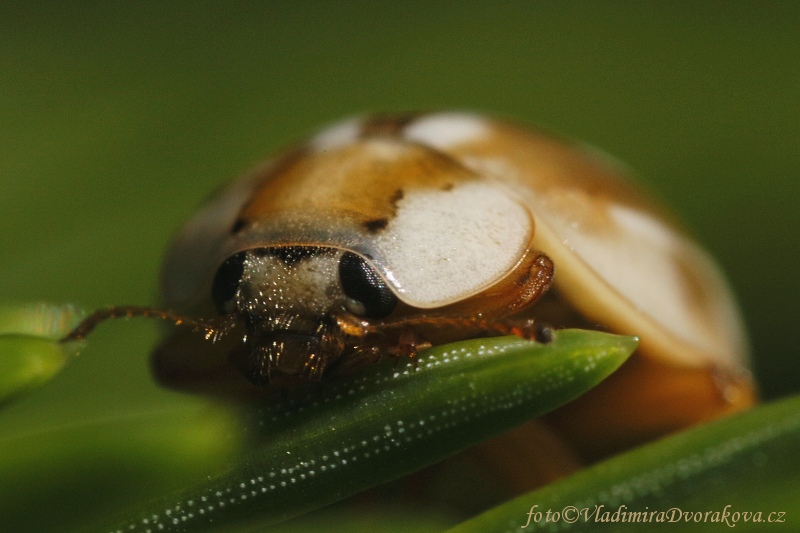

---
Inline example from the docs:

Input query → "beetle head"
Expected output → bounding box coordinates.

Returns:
[210,246,399,385]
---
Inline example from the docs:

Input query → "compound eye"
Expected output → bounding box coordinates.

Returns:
[338,252,398,319]
[211,252,246,315]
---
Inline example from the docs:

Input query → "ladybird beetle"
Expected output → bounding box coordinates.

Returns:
[66,112,755,480]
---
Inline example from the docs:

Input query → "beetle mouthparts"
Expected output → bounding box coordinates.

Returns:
[233,329,344,386]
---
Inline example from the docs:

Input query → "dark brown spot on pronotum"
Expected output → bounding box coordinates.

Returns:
[390,188,404,206]
[441,183,454,191]
[230,218,247,234]
[363,218,389,233]
[361,114,416,137]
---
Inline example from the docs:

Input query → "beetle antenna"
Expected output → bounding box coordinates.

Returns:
[60,305,229,343]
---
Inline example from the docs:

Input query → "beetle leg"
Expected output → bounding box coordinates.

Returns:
[334,342,384,375]
[333,312,372,337]
[446,316,553,343]
[387,328,431,368]
[474,319,554,343]
[330,326,430,377]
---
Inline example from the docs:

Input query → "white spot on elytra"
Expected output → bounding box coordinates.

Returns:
[374,181,531,307]
[309,117,361,152]
[405,112,488,149]
[558,203,712,353]
[611,204,675,248]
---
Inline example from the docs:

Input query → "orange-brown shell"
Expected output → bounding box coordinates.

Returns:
[163,112,749,375]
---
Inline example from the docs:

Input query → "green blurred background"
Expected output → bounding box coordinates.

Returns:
[1,1,798,434]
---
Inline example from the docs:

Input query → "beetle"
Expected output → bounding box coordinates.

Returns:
[66,112,755,479]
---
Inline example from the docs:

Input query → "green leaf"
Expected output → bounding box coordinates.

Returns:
[447,393,800,533]
[0,303,85,407]
[101,329,636,532]
[0,302,86,339]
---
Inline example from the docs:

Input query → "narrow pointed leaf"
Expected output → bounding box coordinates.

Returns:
[103,329,636,532]
[447,393,800,533]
